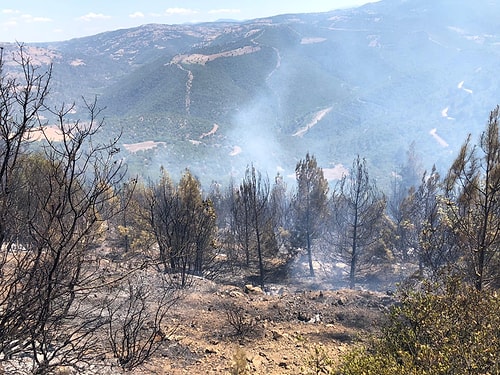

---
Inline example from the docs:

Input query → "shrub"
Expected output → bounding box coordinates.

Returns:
[106,274,179,370]
[230,348,249,375]
[224,303,255,337]
[302,345,335,375]
[336,279,500,374]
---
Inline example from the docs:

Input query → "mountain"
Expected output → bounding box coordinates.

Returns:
[3,0,500,188]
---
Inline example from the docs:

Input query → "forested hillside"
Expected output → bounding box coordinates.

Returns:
[2,0,500,187]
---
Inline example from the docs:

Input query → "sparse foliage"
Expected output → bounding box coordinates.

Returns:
[292,153,329,277]
[0,45,129,374]
[230,174,254,268]
[106,273,179,370]
[231,347,249,375]
[332,156,386,288]
[147,168,219,286]
[236,165,275,288]
[388,143,423,260]
[226,165,282,287]
[441,106,500,290]
[302,345,334,375]
[224,303,255,337]
[403,166,460,278]
[269,172,294,258]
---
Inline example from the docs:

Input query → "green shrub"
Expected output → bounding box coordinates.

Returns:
[302,345,335,375]
[336,279,500,374]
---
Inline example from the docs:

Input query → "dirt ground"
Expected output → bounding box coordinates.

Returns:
[0,257,395,374]
[131,277,394,375]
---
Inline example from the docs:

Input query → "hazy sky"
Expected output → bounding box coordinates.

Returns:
[1,0,380,43]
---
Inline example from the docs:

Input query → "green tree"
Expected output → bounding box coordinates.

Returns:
[292,153,329,277]
[148,168,218,286]
[442,106,500,290]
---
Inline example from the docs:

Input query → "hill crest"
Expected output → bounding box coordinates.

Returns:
[2,0,500,187]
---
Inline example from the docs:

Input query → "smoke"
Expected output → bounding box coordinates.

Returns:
[227,89,289,182]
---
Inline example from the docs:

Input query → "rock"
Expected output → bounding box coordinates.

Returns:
[308,314,321,323]
[278,361,288,369]
[229,290,245,298]
[244,284,264,295]
[271,330,283,340]
[205,347,217,354]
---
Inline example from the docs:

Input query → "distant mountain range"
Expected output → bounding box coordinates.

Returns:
[3,0,500,188]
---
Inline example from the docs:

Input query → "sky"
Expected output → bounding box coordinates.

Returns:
[0,0,380,43]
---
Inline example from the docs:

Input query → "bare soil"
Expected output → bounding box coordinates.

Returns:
[130,278,393,374]
[0,252,394,374]
[123,141,166,152]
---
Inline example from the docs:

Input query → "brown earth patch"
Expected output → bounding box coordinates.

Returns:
[131,279,393,374]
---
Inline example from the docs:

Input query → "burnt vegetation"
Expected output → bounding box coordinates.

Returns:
[0,45,499,373]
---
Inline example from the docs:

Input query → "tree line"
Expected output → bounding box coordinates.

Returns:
[120,125,500,292]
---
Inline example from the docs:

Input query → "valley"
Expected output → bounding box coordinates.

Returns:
[3,0,499,188]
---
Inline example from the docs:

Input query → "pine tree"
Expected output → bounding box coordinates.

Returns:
[333,156,385,288]
[442,106,500,290]
[292,153,329,277]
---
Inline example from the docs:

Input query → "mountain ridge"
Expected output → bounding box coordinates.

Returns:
[2,0,500,187]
